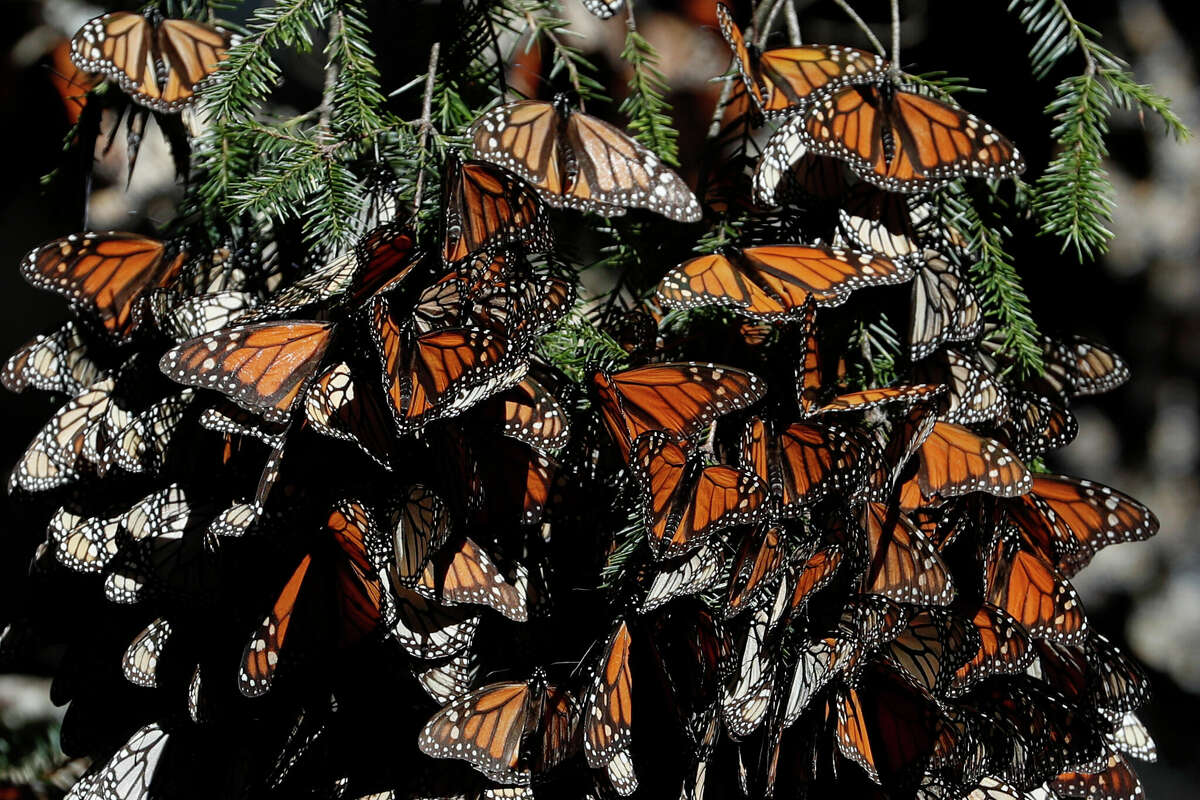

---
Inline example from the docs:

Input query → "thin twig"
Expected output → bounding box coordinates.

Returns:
[784,1,802,45]
[411,42,440,225]
[319,11,343,135]
[758,0,788,48]
[706,77,736,140]
[889,0,901,74]
[830,0,886,57]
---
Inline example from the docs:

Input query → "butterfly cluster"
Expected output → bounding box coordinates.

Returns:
[1,4,1160,800]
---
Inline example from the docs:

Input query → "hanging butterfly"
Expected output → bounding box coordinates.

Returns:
[984,529,1087,645]
[470,96,701,221]
[834,184,924,262]
[1005,474,1158,578]
[715,4,887,118]
[753,143,851,206]
[912,349,1008,426]
[10,377,115,493]
[740,416,870,515]
[370,294,527,435]
[641,542,724,612]
[1050,753,1144,800]
[594,362,766,459]
[909,251,982,361]
[418,536,529,622]
[721,608,775,741]
[122,617,171,688]
[416,650,480,705]
[238,500,393,696]
[763,81,1024,193]
[391,586,480,660]
[304,361,398,468]
[859,503,956,605]
[3,321,103,395]
[883,609,979,696]
[947,604,1035,696]
[486,376,572,455]
[997,389,1078,462]
[70,10,232,112]
[68,722,169,800]
[912,421,1031,500]
[160,320,334,424]
[725,526,785,617]
[242,225,420,323]
[583,621,637,795]
[21,233,185,340]
[442,153,553,264]
[789,544,844,611]
[633,432,769,559]
[657,244,913,322]
[417,670,578,785]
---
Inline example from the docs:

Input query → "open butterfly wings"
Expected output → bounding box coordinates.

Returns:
[22,233,185,339]
[656,245,913,321]
[799,84,1026,193]
[442,156,553,263]
[469,99,701,222]
[715,4,887,117]
[70,12,232,112]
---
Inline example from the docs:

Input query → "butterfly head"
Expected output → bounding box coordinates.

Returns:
[552,92,579,117]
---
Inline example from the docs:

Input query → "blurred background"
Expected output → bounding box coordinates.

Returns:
[1,0,1196,795]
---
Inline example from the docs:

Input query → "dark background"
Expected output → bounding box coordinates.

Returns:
[2,0,1197,794]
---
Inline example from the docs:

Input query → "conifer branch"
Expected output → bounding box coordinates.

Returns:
[325,2,390,136]
[620,9,682,166]
[1011,0,1191,260]
[890,0,901,73]
[943,185,1044,375]
[412,42,441,226]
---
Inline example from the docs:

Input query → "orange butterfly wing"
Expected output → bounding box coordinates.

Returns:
[418,681,533,782]
[584,621,634,768]
[160,321,333,423]
[861,502,955,605]
[985,535,1087,644]
[916,421,1031,499]
[156,18,232,107]
[442,157,550,263]
[239,554,311,696]
[23,233,183,337]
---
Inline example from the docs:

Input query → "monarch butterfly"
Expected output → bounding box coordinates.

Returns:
[150,290,256,342]
[860,503,955,605]
[833,663,942,787]
[243,226,420,323]
[641,542,724,612]
[753,144,850,206]
[914,421,1031,500]
[593,362,766,459]
[122,618,171,688]
[391,585,480,660]
[416,651,480,705]
[980,328,1130,401]
[419,536,529,622]
[721,608,775,740]
[10,378,114,494]
[789,545,843,610]
[71,722,169,800]
[913,349,1008,426]
[442,154,552,264]
[740,416,868,515]
[788,81,1025,192]
[304,362,397,468]
[488,377,571,455]
[70,11,232,112]
[834,184,924,262]
[370,297,527,435]
[1006,474,1158,578]
[782,636,839,728]
[470,97,701,221]
[381,484,452,589]
[883,609,978,695]
[583,621,636,794]
[160,321,333,424]
[795,302,942,416]
[657,244,912,321]
[239,500,392,697]
[715,4,887,118]
[947,605,1034,696]
[1108,711,1157,763]
[1035,636,1149,716]
[633,432,768,559]
[1050,753,1144,800]
[105,485,214,606]
[998,389,1078,462]
[726,526,784,617]
[984,531,1087,645]
[22,233,185,339]
[3,321,102,396]
[417,672,577,785]
[49,505,122,574]
[909,252,982,361]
